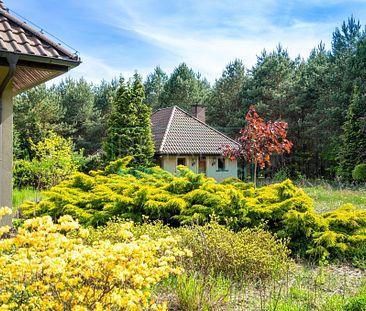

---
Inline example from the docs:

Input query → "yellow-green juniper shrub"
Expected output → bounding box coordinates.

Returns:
[20,157,366,261]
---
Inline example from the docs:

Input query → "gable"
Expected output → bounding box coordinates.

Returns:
[151,106,239,155]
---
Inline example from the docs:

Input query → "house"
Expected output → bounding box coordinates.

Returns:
[151,105,240,181]
[0,1,80,226]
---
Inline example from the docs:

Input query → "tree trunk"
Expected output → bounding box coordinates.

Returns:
[254,160,258,188]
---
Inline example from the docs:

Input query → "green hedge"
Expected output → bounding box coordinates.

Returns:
[21,157,366,261]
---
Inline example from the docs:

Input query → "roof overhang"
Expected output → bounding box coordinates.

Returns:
[0,3,81,95]
[0,52,80,95]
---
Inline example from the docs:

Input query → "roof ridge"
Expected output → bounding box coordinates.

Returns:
[173,105,239,146]
[152,106,175,114]
[0,1,6,11]
[159,106,176,152]
[0,7,79,61]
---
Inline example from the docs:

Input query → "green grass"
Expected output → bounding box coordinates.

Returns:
[304,185,366,213]
[12,188,41,209]
[153,265,366,311]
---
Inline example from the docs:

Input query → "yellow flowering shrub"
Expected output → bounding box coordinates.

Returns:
[0,208,188,310]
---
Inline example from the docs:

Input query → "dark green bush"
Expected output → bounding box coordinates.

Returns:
[352,164,366,182]
[13,160,34,188]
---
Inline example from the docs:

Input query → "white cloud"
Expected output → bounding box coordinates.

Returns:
[48,54,140,86]
[53,0,364,83]
[96,1,335,81]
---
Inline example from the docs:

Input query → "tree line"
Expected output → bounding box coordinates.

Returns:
[14,16,366,181]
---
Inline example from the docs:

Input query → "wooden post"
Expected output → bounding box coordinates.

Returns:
[0,81,13,226]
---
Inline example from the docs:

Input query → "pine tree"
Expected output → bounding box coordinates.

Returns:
[332,16,363,56]
[338,84,366,181]
[206,59,247,137]
[104,74,155,166]
[55,78,97,153]
[144,66,168,110]
[160,63,210,111]
[241,45,300,131]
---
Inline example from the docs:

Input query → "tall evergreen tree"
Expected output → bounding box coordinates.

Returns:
[55,78,98,152]
[13,84,69,160]
[332,16,364,56]
[94,79,117,116]
[90,79,118,152]
[206,59,247,137]
[240,46,299,174]
[144,66,168,110]
[289,44,335,177]
[160,63,210,111]
[242,45,298,121]
[324,17,366,175]
[104,74,154,166]
[338,83,366,180]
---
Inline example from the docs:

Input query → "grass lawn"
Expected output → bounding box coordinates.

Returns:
[12,188,42,209]
[304,185,366,213]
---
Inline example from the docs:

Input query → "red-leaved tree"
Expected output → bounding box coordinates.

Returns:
[223,106,293,186]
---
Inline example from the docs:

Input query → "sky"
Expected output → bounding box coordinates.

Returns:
[7,0,366,85]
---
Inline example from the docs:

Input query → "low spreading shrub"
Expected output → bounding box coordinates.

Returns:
[352,164,366,182]
[20,157,366,261]
[0,208,189,310]
[87,220,292,282]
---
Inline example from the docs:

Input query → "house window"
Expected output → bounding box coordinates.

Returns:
[177,157,186,166]
[218,157,226,171]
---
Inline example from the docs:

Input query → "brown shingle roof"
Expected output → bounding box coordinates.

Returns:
[0,4,79,63]
[0,1,81,94]
[151,106,239,155]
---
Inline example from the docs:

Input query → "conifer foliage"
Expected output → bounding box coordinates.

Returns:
[21,157,366,262]
[338,84,366,181]
[104,74,155,166]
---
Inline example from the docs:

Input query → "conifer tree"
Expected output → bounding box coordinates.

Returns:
[144,66,168,110]
[104,74,155,166]
[160,63,210,111]
[206,59,247,137]
[338,84,366,180]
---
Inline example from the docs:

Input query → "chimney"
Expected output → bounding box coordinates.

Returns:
[191,104,206,123]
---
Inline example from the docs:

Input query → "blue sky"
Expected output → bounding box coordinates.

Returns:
[8,0,366,84]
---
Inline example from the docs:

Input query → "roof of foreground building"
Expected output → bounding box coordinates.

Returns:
[0,1,81,94]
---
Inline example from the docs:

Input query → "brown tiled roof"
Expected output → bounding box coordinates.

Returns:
[151,106,239,155]
[0,3,79,63]
[0,1,80,94]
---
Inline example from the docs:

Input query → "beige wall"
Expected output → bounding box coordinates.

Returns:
[161,155,237,182]
[0,69,13,227]
[205,156,238,181]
